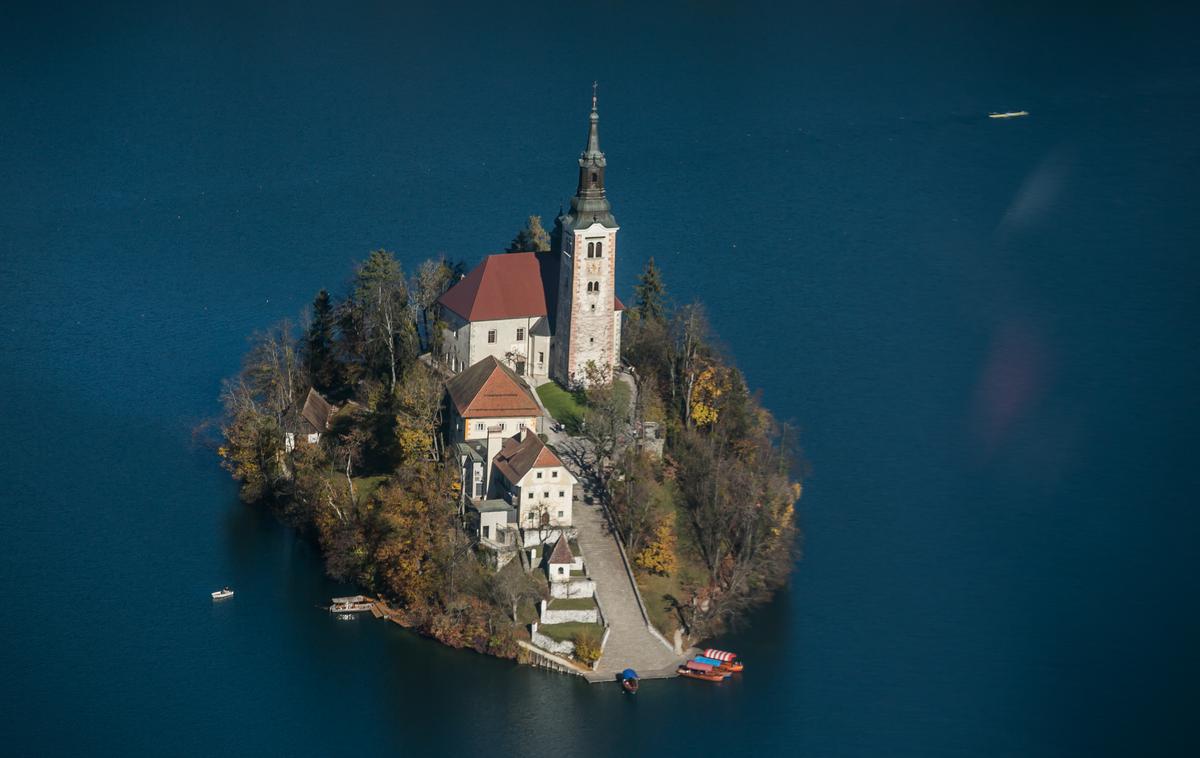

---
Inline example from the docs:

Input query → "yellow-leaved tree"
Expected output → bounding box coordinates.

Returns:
[689,365,724,427]
[636,511,678,576]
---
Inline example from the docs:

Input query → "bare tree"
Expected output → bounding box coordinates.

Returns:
[244,320,303,424]
[670,303,708,428]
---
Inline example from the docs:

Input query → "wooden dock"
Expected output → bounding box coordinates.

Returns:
[331,595,372,604]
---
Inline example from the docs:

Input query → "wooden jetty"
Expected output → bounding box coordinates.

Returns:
[331,595,371,604]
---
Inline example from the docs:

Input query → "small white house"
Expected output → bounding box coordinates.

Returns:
[547,534,574,583]
[285,388,336,452]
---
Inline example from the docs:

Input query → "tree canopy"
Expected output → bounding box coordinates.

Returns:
[506,215,551,253]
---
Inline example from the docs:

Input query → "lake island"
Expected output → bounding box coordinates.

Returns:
[218,87,802,680]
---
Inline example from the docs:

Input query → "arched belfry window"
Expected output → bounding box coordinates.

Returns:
[591,172,598,184]
[587,242,594,257]
[596,241,602,257]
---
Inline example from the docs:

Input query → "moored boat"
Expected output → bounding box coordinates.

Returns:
[701,648,743,671]
[620,668,639,694]
[329,601,374,613]
[696,655,744,673]
[677,662,726,682]
[211,587,234,600]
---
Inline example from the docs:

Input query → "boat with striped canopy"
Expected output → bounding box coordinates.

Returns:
[696,655,744,672]
[703,648,737,662]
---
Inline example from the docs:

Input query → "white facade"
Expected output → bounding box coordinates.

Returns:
[453,414,540,443]
[479,510,515,546]
[441,309,552,382]
[508,464,575,529]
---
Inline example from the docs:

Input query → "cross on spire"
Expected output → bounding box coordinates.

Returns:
[592,81,598,111]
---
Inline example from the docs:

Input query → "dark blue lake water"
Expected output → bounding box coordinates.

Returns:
[2,2,1197,755]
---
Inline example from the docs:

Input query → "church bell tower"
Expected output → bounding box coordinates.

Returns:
[551,84,622,387]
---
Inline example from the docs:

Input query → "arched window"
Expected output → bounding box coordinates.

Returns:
[591,172,598,184]
[595,241,602,257]
[587,242,594,257]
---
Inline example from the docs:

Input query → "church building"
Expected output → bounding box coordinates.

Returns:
[437,87,624,388]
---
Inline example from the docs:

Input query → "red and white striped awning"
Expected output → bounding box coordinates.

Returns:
[703,648,736,662]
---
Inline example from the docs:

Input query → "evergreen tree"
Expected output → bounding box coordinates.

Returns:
[352,250,417,392]
[506,215,551,253]
[634,257,667,323]
[305,289,341,392]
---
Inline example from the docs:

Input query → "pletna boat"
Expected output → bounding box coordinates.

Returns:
[696,655,744,673]
[702,648,743,671]
[212,587,234,600]
[620,668,639,694]
[677,661,726,682]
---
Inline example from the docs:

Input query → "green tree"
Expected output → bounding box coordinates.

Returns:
[304,289,341,393]
[506,215,551,253]
[352,250,417,392]
[633,257,668,324]
[218,378,285,503]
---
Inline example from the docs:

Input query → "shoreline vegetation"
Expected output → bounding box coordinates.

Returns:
[217,223,803,664]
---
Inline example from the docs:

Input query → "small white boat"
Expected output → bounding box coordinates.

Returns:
[988,111,1029,119]
[212,588,234,600]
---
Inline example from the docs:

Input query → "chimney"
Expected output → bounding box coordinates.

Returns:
[485,426,503,495]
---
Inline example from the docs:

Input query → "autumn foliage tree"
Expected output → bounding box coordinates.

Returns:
[636,511,678,576]
[219,250,537,661]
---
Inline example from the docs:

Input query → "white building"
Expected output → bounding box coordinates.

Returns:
[444,356,543,447]
[437,253,555,382]
[491,428,577,532]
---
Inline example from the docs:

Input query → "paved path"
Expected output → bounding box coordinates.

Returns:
[529,374,684,681]
[571,498,682,679]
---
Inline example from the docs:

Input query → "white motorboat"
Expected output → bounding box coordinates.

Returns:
[212,587,234,600]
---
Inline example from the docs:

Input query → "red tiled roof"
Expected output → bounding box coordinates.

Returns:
[493,430,564,484]
[614,294,625,311]
[445,356,542,419]
[438,252,548,321]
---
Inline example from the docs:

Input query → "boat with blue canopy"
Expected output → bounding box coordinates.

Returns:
[620,668,639,694]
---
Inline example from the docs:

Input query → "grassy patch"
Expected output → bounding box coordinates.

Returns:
[537,382,586,428]
[635,571,681,637]
[516,599,541,626]
[635,551,706,640]
[353,475,389,504]
[326,473,389,505]
[537,621,604,643]
[547,597,596,611]
[570,568,587,577]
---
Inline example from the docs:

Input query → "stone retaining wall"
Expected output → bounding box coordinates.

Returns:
[530,622,575,656]
[539,599,599,625]
[550,578,596,598]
